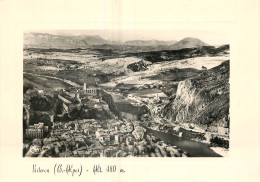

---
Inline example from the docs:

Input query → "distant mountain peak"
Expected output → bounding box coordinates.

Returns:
[182,37,200,40]
[170,37,209,50]
[124,39,177,46]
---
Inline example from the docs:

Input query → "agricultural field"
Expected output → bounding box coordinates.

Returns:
[24,73,71,89]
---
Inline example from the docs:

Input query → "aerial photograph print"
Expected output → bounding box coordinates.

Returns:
[23,30,230,158]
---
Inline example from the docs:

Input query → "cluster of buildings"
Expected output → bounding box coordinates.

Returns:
[25,123,49,139]
[24,114,150,157]
[56,83,102,114]
[23,81,187,157]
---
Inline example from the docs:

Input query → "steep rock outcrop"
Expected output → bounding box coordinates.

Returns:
[164,60,230,128]
[100,89,121,119]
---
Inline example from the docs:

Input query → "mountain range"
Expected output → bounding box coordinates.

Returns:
[24,33,109,48]
[124,40,177,47]
[24,33,209,50]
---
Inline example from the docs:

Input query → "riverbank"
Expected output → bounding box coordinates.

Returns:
[145,127,222,157]
[104,86,228,157]
[147,121,229,147]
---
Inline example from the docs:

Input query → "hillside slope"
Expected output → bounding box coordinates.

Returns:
[163,60,230,129]
[128,45,229,63]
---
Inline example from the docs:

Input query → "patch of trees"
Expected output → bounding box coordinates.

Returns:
[29,96,53,111]
[210,137,229,149]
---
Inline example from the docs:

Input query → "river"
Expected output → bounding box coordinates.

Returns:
[24,67,223,157]
[106,89,222,157]
[146,128,222,157]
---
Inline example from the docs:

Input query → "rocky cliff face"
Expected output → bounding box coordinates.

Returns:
[100,89,121,119]
[163,60,230,128]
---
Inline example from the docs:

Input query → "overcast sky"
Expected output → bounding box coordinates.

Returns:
[26,29,230,45]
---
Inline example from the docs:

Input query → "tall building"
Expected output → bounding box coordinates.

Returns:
[85,86,98,96]
[82,83,99,96]
[25,123,45,139]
